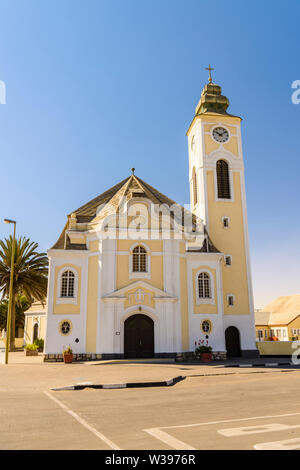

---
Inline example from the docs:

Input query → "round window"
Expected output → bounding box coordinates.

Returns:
[59,320,72,336]
[201,320,212,334]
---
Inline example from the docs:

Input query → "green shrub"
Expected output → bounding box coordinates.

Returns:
[33,338,44,349]
[196,345,212,354]
[63,346,73,355]
[25,343,38,351]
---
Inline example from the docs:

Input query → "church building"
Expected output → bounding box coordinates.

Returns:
[44,75,258,361]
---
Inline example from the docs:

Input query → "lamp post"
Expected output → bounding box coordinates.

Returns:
[4,219,16,364]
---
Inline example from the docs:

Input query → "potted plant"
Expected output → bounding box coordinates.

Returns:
[63,346,73,364]
[34,338,44,353]
[24,343,39,356]
[195,340,213,362]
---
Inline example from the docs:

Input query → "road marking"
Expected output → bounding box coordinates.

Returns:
[44,391,121,450]
[144,428,196,450]
[157,411,300,430]
[218,423,300,437]
[254,437,300,450]
[144,411,300,449]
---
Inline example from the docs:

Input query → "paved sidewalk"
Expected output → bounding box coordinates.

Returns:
[1,352,299,393]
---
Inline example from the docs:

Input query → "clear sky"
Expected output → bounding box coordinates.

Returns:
[0,0,299,308]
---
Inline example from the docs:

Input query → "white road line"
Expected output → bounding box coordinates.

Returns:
[44,391,121,450]
[144,428,195,450]
[254,437,300,450]
[218,423,300,437]
[157,411,300,430]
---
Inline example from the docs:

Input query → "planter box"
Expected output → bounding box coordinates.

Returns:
[63,354,73,364]
[201,352,212,362]
[25,349,38,356]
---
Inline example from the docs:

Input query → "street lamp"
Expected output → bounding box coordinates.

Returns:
[4,219,16,364]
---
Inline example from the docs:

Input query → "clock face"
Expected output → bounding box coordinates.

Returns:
[212,126,229,143]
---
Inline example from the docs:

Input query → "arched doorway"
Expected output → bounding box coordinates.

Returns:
[124,314,154,359]
[225,326,241,358]
[33,323,39,342]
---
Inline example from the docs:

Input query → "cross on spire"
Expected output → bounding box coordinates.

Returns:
[205,64,215,84]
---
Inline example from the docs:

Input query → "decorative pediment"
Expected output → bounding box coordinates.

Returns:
[102,280,177,307]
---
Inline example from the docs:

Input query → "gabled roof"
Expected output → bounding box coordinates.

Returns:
[51,173,220,253]
[72,174,185,222]
[263,295,300,314]
[255,311,300,327]
[102,280,177,301]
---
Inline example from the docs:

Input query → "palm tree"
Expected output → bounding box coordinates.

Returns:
[0,236,48,350]
[0,294,30,332]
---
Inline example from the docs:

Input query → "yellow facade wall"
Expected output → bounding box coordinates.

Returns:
[53,263,81,314]
[223,136,239,157]
[256,341,295,356]
[116,240,164,291]
[288,317,300,340]
[192,266,218,314]
[255,325,270,340]
[24,315,47,344]
[204,134,219,155]
[89,240,99,252]
[207,170,250,315]
[85,255,98,352]
[256,316,300,341]
[24,316,32,343]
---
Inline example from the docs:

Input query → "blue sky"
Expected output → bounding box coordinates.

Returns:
[0,0,299,307]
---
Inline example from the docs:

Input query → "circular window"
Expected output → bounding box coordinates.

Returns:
[59,320,72,336]
[201,320,212,334]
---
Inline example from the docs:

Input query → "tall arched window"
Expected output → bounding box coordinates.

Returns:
[33,323,39,342]
[198,272,212,299]
[216,159,231,199]
[192,167,198,206]
[132,246,147,273]
[61,270,75,298]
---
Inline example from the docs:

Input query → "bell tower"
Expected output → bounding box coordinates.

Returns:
[186,68,257,355]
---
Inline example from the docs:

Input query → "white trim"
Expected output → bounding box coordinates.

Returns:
[56,266,79,305]
[195,269,215,305]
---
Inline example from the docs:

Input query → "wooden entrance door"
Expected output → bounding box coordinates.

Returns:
[124,314,154,358]
[225,326,241,358]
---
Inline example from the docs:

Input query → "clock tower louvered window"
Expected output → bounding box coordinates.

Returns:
[216,159,231,199]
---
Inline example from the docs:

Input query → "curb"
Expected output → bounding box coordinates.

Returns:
[51,375,185,391]
[224,362,294,368]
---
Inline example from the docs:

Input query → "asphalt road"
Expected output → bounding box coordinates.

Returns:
[1,362,300,450]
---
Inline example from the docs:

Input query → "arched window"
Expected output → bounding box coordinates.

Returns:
[33,323,39,342]
[192,167,198,206]
[61,270,75,298]
[216,160,231,199]
[198,272,212,299]
[132,246,147,273]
